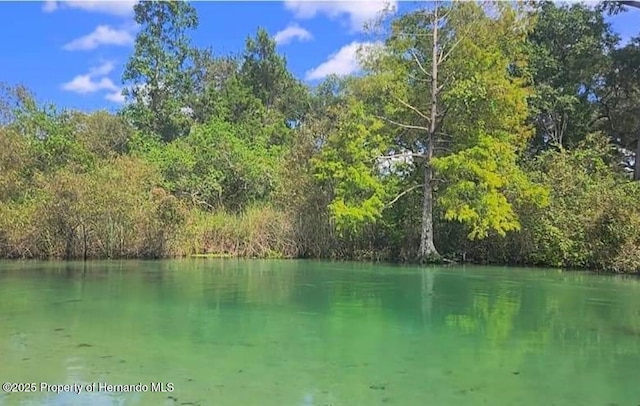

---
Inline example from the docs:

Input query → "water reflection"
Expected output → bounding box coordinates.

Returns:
[421,268,435,325]
[0,260,640,405]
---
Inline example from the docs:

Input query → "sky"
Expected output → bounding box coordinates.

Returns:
[0,0,638,112]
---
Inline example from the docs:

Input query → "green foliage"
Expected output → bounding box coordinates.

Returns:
[456,133,640,273]
[0,154,185,259]
[239,28,309,122]
[424,3,548,239]
[441,2,531,142]
[0,83,35,126]
[189,119,284,209]
[70,111,133,158]
[519,133,640,272]
[358,2,546,247]
[192,59,263,125]
[0,127,32,202]
[312,100,387,235]
[598,37,640,178]
[433,134,548,239]
[131,117,283,211]
[9,103,95,172]
[122,0,200,142]
[527,2,619,149]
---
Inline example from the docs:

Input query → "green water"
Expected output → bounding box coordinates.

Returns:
[1,260,640,406]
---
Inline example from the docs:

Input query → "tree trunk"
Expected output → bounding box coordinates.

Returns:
[635,136,640,181]
[421,268,435,325]
[419,163,439,259]
[65,227,75,260]
[418,4,441,261]
[82,224,87,261]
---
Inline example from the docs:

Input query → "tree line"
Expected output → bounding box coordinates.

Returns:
[1,0,639,273]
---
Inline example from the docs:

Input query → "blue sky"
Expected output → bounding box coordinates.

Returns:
[1,1,638,112]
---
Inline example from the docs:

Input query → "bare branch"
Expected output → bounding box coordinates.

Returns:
[410,49,431,78]
[376,115,429,131]
[436,106,451,129]
[408,73,430,84]
[384,184,423,208]
[435,131,454,139]
[391,94,430,122]
[438,37,463,65]
[437,105,450,117]
[439,4,455,23]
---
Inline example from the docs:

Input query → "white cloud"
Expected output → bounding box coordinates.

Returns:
[88,60,116,77]
[62,76,118,94]
[274,23,313,45]
[305,41,380,81]
[283,0,397,32]
[42,0,57,12]
[63,25,134,51]
[61,61,119,96]
[105,90,125,104]
[43,0,137,17]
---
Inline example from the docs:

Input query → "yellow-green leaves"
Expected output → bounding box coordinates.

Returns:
[365,1,544,242]
[433,134,548,240]
[312,99,387,236]
[430,3,545,240]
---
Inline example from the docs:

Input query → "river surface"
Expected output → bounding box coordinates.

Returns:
[1,260,639,406]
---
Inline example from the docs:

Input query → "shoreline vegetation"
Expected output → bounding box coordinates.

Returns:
[1,1,640,274]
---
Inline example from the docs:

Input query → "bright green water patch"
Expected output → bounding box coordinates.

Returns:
[1,260,640,405]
